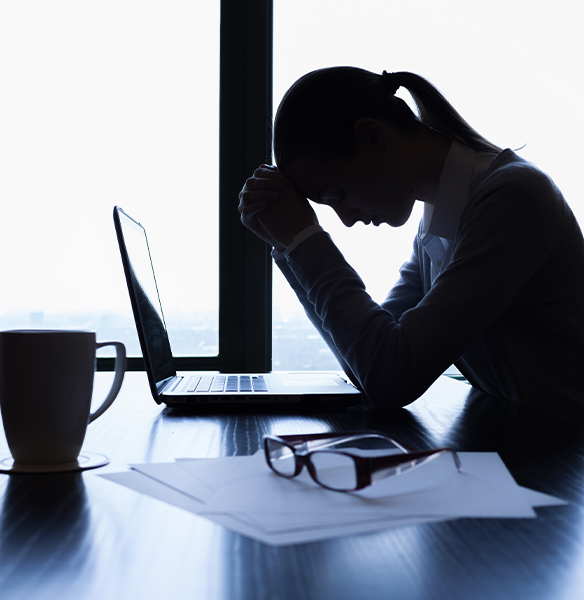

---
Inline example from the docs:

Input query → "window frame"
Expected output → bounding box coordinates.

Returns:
[98,0,273,373]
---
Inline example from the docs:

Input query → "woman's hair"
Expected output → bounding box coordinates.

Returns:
[273,66,501,170]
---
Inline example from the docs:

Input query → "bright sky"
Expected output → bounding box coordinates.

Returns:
[0,1,219,316]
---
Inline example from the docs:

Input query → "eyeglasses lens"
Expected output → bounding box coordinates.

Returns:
[309,451,357,491]
[267,439,297,476]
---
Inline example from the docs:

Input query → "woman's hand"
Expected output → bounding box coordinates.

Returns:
[239,165,318,252]
[238,165,285,250]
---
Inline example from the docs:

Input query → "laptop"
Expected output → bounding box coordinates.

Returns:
[113,206,362,409]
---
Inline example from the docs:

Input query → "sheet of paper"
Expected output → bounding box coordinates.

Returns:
[177,452,537,519]
[100,471,276,540]
[100,450,568,546]
[521,486,568,507]
[130,461,214,503]
[100,470,452,546]
[124,461,445,532]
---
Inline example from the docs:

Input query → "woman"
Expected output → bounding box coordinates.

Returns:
[238,66,584,420]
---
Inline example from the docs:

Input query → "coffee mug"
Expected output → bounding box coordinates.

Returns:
[0,330,127,465]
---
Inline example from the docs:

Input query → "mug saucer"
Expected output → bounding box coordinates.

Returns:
[0,451,109,474]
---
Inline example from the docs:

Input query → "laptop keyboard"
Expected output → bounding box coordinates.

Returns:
[185,375,267,393]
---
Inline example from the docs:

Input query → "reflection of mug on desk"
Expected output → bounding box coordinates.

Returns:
[0,330,126,465]
[0,472,91,582]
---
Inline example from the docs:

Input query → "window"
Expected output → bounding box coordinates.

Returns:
[2,1,582,373]
[0,1,221,367]
[0,0,272,372]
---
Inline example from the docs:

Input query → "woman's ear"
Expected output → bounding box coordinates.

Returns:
[354,118,387,151]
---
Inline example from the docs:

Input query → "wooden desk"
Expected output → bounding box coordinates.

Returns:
[1,373,583,600]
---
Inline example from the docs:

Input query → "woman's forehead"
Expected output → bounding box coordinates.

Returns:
[284,154,348,202]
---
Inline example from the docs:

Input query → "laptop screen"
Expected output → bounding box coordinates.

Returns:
[114,207,176,388]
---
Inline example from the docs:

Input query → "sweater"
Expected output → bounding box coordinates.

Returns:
[275,150,584,421]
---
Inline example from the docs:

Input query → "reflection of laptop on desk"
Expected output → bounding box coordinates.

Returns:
[113,206,362,409]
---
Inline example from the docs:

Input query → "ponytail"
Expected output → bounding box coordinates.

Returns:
[274,66,500,170]
[389,71,501,153]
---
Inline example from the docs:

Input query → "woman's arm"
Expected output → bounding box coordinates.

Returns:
[274,253,362,391]
[240,161,571,408]
[283,176,564,407]
[380,226,426,322]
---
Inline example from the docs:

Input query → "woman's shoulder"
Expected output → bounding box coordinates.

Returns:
[484,149,559,195]
[471,149,567,218]
[461,149,577,242]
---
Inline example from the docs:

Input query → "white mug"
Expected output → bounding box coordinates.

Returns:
[0,330,126,464]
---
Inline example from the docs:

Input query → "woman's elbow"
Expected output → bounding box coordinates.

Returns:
[365,385,419,409]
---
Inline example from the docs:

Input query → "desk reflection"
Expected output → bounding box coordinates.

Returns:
[0,473,92,595]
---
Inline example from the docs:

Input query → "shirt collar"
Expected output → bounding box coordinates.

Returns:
[422,140,476,241]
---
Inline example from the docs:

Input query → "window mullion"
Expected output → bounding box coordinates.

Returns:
[218,0,273,372]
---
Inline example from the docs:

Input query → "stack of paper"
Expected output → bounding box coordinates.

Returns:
[101,451,566,546]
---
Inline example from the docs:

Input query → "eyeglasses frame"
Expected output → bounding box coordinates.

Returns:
[263,431,461,492]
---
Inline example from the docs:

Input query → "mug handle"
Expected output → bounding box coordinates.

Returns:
[89,341,127,423]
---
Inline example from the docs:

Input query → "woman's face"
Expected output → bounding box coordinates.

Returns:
[284,144,418,229]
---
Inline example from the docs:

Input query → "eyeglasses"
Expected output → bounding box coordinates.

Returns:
[264,431,461,493]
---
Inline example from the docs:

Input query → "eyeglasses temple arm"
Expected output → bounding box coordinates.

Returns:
[273,432,409,452]
[368,448,461,478]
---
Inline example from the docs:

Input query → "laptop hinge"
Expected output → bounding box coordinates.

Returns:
[158,376,182,394]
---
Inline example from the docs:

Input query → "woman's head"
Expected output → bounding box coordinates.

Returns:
[273,66,501,172]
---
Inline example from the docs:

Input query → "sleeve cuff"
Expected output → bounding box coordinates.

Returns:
[270,224,325,260]
[284,224,325,257]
